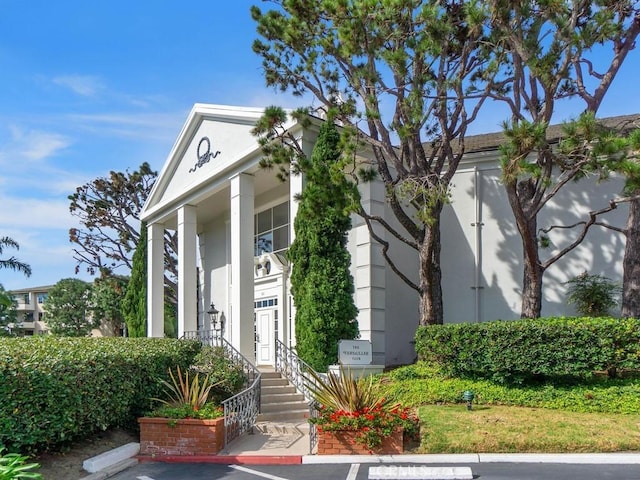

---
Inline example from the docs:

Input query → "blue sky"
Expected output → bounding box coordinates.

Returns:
[0,1,639,291]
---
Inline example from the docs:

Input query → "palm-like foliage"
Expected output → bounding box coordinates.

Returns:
[0,237,31,277]
[153,366,217,410]
[305,366,391,412]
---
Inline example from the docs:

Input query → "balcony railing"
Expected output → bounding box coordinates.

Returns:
[183,330,261,446]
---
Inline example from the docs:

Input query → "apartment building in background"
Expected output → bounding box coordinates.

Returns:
[10,285,53,335]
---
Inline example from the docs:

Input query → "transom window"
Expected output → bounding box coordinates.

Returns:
[254,201,289,256]
[254,298,278,309]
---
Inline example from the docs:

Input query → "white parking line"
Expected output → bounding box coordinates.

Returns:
[346,463,360,480]
[136,476,156,480]
[229,465,291,480]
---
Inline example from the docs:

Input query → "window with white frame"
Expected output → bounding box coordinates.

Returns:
[254,201,289,256]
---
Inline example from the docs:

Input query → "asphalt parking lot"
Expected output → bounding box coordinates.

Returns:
[108,461,640,480]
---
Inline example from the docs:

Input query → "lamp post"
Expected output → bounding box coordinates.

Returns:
[207,303,221,342]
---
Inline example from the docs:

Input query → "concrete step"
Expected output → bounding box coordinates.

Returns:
[261,392,305,404]
[257,409,309,422]
[261,377,289,387]
[260,400,310,413]
[261,384,297,395]
[259,371,282,379]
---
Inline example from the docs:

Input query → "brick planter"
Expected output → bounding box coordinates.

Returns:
[317,428,404,455]
[138,417,225,456]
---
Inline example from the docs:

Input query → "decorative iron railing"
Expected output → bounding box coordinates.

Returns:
[274,339,320,402]
[183,330,261,446]
[274,339,322,453]
[308,400,320,454]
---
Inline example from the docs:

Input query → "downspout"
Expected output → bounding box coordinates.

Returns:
[471,166,484,323]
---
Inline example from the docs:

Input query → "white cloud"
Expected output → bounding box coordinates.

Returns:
[52,75,105,97]
[0,196,73,230]
[0,126,71,164]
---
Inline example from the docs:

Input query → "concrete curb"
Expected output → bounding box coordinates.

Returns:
[302,453,640,465]
[136,452,640,466]
[138,454,303,465]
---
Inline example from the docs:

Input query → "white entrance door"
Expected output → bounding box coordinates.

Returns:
[255,310,273,365]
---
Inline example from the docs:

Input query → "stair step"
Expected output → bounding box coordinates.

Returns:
[257,410,310,422]
[260,401,310,413]
[261,392,305,404]
[259,371,282,379]
[261,384,296,394]
[261,377,289,387]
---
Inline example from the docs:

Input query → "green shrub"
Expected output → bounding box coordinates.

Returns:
[0,336,201,453]
[415,317,640,384]
[148,403,224,420]
[191,346,247,403]
[565,272,621,317]
[378,362,640,415]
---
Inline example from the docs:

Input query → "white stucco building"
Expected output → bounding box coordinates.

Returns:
[141,104,633,368]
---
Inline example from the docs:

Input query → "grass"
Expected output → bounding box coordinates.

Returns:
[417,404,640,453]
[374,362,640,453]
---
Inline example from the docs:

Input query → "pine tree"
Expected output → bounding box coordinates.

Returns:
[288,120,359,372]
[122,223,147,337]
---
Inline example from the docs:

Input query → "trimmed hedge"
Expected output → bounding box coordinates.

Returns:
[0,336,201,453]
[415,317,640,384]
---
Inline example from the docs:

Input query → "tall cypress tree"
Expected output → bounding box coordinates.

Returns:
[288,120,358,372]
[122,222,147,337]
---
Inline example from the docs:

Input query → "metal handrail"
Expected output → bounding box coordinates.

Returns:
[274,339,322,453]
[274,339,321,402]
[183,330,261,446]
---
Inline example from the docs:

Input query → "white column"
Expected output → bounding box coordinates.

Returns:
[287,171,304,347]
[289,172,304,244]
[147,222,165,337]
[177,205,198,338]
[230,173,255,360]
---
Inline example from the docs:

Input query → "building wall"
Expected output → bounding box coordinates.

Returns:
[441,156,628,323]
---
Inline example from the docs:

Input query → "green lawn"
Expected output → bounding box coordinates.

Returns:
[417,404,640,453]
[376,362,640,453]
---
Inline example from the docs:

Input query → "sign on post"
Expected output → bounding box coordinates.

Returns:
[338,339,372,365]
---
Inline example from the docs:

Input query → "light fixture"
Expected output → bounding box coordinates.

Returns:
[462,390,475,410]
[207,302,219,332]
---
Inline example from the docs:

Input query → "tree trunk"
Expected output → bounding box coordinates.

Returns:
[507,180,544,319]
[521,244,543,319]
[621,196,640,318]
[418,215,444,325]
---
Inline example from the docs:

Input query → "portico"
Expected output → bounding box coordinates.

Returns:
[141,104,304,362]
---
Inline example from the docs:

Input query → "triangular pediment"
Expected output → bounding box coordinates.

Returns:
[142,104,296,223]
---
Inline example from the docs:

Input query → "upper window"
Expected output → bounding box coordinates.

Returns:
[37,293,47,304]
[254,201,289,256]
